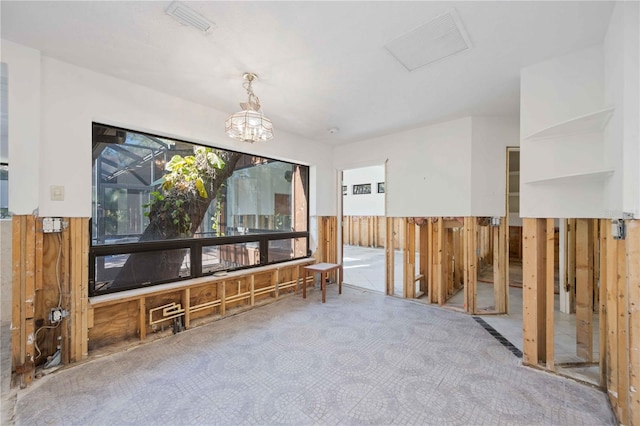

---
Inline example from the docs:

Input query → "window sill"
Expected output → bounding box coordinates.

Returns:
[89,257,315,308]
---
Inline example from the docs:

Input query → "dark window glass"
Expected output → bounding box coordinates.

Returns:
[90,123,309,295]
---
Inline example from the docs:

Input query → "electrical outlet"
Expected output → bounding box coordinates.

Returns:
[43,217,63,233]
[49,307,67,323]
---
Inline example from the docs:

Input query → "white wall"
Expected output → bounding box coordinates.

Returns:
[342,165,385,216]
[604,1,640,218]
[335,117,473,217]
[470,116,520,217]
[0,41,336,221]
[1,40,41,215]
[520,44,604,140]
[335,116,518,217]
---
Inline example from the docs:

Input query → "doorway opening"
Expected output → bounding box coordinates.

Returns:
[341,165,386,294]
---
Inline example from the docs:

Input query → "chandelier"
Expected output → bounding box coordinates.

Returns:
[225,73,274,143]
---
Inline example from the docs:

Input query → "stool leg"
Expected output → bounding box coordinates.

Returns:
[322,272,326,303]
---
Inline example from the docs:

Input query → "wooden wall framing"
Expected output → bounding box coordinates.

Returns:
[522,217,640,426]
[20,212,640,425]
[601,218,640,425]
[11,216,89,386]
[378,216,507,315]
[11,215,323,385]
[88,258,315,351]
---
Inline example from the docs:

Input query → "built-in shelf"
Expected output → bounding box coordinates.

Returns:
[524,107,615,141]
[525,169,614,185]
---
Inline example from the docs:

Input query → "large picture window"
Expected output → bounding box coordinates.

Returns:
[90,123,309,295]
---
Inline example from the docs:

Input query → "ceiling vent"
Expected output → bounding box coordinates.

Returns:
[165,1,216,33]
[385,9,472,72]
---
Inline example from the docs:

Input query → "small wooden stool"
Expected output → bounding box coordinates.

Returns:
[302,263,343,303]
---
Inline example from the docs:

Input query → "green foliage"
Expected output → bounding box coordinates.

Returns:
[145,146,226,237]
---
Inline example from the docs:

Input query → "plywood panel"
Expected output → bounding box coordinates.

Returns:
[88,301,140,350]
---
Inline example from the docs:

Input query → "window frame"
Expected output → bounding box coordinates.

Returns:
[89,123,310,296]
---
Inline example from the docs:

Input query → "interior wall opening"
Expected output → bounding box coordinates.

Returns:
[341,165,386,294]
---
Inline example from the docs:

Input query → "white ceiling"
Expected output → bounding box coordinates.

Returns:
[1,1,614,144]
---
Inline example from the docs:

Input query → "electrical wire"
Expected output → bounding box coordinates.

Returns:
[55,232,63,308]
[34,231,64,360]
[34,325,59,360]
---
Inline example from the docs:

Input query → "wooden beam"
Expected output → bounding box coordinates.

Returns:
[463,217,469,310]
[435,218,445,305]
[419,223,428,295]
[605,220,620,410]
[182,288,191,329]
[501,217,509,313]
[616,228,629,425]
[386,217,394,296]
[69,218,89,362]
[545,218,555,371]
[404,219,415,299]
[627,220,640,426]
[576,219,594,362]
[446,229,454,298]
[523,218,547,366]
[427,220,434,303]
[464,218,477,314]
[139,298,146,340]
[568,218,577,313]
[493,219,508,314]
[599,219,607,388]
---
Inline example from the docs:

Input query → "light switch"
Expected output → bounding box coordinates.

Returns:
[50,185,64,201]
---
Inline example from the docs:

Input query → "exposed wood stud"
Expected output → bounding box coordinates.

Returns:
[436,218,445,305]
[404,219,416,299]
[545,218,555,371]
[627,220,639,425]
[139,298,146,340]
[419,223,428,295]
[616,229,629,425]
[523,218,543,366]
[605,220,619,410]
[576,219,594,362]
[599,219,607,388]
[568,218,577,313]
[386,217,394,296]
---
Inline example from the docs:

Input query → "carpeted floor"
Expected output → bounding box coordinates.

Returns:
[11,285,614,425]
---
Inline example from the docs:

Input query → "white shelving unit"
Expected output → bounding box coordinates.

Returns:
[526,169,614,185]
[524,107,615,141]
[522,107,615,186]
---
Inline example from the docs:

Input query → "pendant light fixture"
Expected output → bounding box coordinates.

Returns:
[225,73,274,143]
